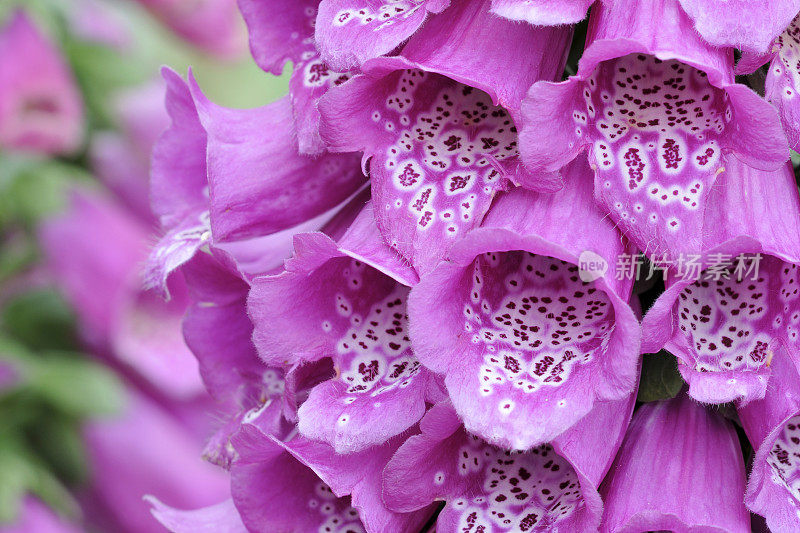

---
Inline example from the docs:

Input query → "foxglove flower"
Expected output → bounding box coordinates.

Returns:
[41,190,205,400]
[384,393,634,532]
[230,408,433,532]
[238,0,353,154]
[408,157,640,449]
[738,345,800,531]
[133,0,241,56]
[146,69,365,295]
[249,202,441,453]
[519,0,788,260]
[600,392,750,531]
[319,0,571,272]
[737,11,800,153]
[641,158,800,404]
[0,10,84,155]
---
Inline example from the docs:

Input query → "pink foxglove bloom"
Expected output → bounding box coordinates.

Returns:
[601,392,750,532]
[249,202,439,453]
[519,0,788,261]
[641,158,800,404]
[319,0,571,273]
[0,10,84,155]
[384,394,634,532]
[179,250,293,470]
[408,158,639,449]
[738,346,800,532]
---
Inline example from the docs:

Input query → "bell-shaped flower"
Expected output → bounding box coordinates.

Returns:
[179,249,297,469]
[408,157,640,449]
[249,202,444,453]
[738,347,800,532]
[641,158,800,404]
[0,10,84,156]
[600,392,750,532]
[319,0,572,272]
[519,0,788,261]
[383,393,635,532]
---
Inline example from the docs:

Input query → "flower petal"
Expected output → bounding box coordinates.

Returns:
[408,157,640,449]
[755,14,800,153]
[315,0,450,71]
[383,397,633,532]
[249,206,431,452]
[739,353,800,532]
[186,75,366,243]
[678,0,800,53]
[239,0,352,154]
[319,5,569,271]
[230,423,367,532]
[146,497,248,533]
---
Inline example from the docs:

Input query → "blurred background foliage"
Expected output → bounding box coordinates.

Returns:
[0,0,288,526]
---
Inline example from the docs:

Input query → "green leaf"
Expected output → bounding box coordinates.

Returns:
[0,290,78,351]
[0,155,91,230]
[637,349,685,403]
[26,415,88,486]
[0,436,78,525]
[26,354,125,418]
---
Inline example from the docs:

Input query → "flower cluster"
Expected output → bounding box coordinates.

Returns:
[134,0,800,532]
